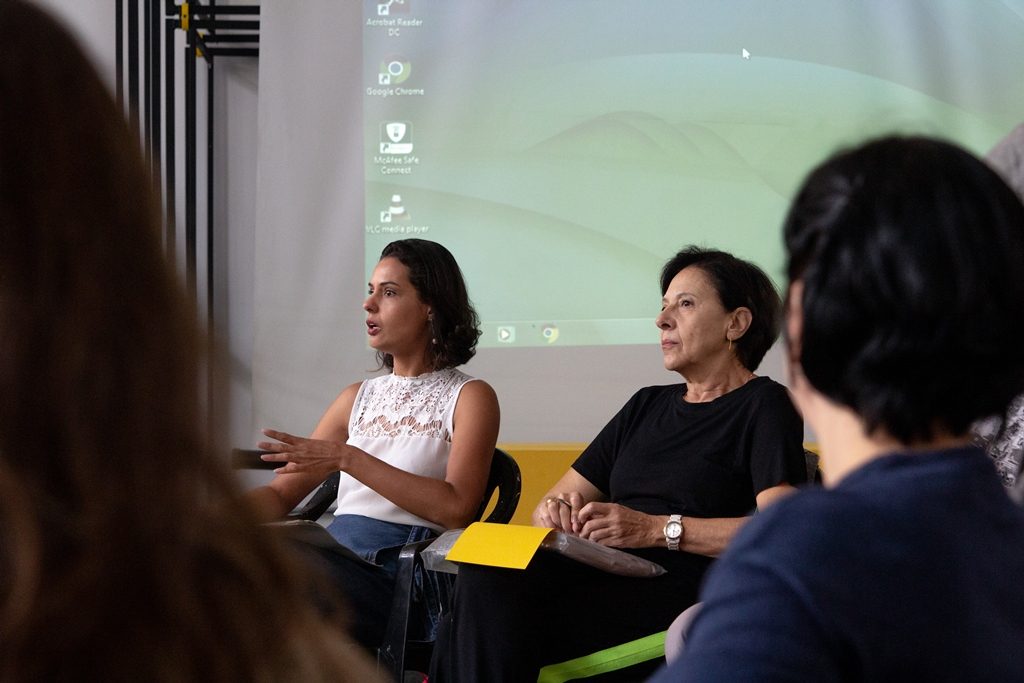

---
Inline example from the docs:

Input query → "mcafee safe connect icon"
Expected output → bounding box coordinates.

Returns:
[380,121,413,154]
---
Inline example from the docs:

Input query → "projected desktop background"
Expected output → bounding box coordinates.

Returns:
[364,0,1024,348]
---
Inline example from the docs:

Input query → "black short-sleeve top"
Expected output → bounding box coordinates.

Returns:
[572,377,806,518]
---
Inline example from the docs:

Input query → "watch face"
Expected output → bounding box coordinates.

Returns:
[666,521,682,539]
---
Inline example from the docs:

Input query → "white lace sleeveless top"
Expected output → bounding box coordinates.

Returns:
[337,367,477,531]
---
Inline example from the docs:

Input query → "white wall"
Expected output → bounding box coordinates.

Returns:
[210,57,260,448]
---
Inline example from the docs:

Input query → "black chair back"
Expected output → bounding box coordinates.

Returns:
[477,448,521,523]
[804,449,823,485]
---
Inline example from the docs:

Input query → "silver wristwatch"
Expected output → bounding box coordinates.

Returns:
[663,514,683,551]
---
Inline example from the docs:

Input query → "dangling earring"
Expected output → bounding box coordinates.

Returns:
[429,316,438,345]
[727,338,733,353]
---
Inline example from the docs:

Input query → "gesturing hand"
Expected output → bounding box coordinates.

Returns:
[577,502,658,548]
[258,428,348,479]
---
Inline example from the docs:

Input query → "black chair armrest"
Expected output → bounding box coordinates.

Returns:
[232,448,339,521]
[287,472,340,521]
[231,448,276,470]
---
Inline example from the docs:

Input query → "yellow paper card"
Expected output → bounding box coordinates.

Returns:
[445,522,552,569]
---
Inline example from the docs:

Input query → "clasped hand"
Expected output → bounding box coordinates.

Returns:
[258,428,347,479]
[535,495,656,549]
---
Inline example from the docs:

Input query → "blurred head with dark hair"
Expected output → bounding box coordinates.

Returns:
[783,135,1024,445]
[658,246,782,376]
[0,1,377,679]
[374,239,480,371]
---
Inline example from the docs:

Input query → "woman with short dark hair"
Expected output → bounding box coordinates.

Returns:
[431,246,807,682]
[252,238,500,651]
[659,246,782,374]
[652,136,1024,681]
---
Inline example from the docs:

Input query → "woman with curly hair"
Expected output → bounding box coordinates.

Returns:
[253,238,500,651]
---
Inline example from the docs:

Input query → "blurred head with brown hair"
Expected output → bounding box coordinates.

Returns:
[0,1,377,679]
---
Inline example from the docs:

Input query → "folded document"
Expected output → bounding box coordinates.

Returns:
[429,522,666,577]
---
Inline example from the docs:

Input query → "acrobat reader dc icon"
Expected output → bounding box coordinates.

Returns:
[378,0,409,16]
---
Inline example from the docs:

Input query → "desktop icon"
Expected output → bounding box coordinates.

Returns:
[379,56,411,85]
[380,194,410,223]
[377,0,410,16]
[541,324,559,344]
[497,326,516,344]
[380,121,413,154]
